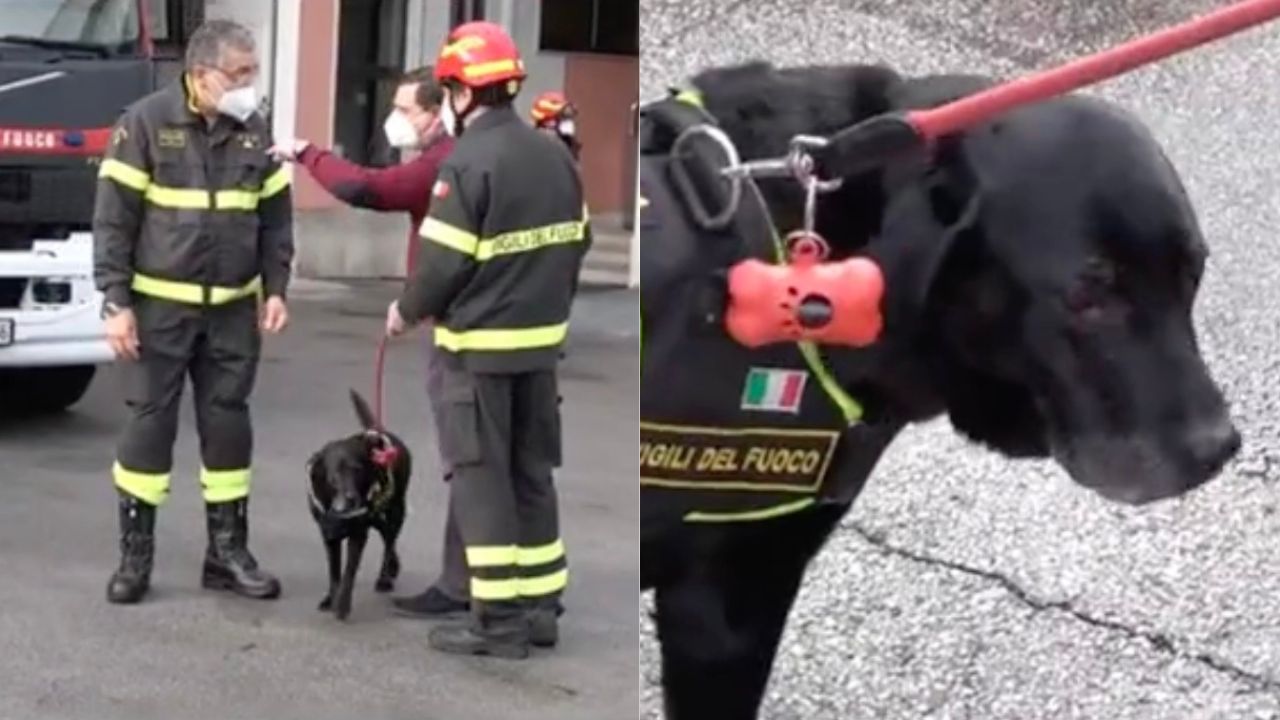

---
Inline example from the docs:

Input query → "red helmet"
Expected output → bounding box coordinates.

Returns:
[530,91,573,126]
[434,21,526,89]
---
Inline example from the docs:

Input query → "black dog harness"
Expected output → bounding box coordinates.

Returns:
[640,90,873,528]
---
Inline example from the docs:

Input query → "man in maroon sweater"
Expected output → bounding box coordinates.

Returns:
[269,67,470,618]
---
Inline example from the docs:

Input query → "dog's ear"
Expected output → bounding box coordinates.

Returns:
[865,139,983,337]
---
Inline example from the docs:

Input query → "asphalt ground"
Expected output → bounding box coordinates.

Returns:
[641,1,1280,718]
[0,281,638,720]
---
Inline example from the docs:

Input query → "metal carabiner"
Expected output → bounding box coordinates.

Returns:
[788,135,844,193]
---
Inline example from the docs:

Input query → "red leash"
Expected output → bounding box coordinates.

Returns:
[815,0,1280,178]
[370,334,399,467]
[373,334,389,430]
[914,0,1280,139]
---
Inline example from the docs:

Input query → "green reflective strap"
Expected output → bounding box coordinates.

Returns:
[674,88,704,108]
[748,181,863,426]
[684,497,815,523]
[798,340,862,425]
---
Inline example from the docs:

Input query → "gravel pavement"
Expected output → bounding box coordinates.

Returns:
[640,1,1280,717]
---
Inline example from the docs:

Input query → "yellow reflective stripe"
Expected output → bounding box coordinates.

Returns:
[215,190,259,211]
[113,461,170,506]
[470,577,520,600]
[145,185,208,209]
[140,186,275,212]
[420,216,479,255]
[475,220,586,261]
[516,539,564,567]
[259,166,291,199]
[99,159,151,192]
[463,59,519,79]
[201,467,250,503]
[684,497,816,523]
[435,322,568,352]
[131,273,262,305]
[516,568,568,597]
[466,545,517,567]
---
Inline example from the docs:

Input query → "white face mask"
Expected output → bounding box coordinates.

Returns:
[217,85,258,123]
[383,111,420,149]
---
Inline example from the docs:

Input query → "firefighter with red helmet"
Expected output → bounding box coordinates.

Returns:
[530,90,581,160]
[385,21,590,659]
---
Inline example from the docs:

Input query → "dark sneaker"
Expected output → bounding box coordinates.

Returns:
[392,586,470,619]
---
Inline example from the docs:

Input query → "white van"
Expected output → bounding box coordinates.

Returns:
[0,231,111,414]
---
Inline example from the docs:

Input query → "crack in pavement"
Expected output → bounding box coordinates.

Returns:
[848,521,1280,697]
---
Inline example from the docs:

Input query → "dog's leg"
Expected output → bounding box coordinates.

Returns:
[318,538,342,611]
[335,529,368,621]
[656,504,846,720]
[374,508,405,593]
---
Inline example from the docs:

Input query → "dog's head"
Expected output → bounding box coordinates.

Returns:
[307,390,400,519]
[871,90,1239,504]
[307,434,390,520]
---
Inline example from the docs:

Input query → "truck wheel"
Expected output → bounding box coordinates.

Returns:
[0,365,97,415]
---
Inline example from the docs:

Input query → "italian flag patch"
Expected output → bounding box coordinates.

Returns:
[740,367,808,413]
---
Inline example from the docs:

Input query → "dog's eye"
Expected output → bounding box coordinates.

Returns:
[1082,256,1117,288]
[1066,257,1120,318]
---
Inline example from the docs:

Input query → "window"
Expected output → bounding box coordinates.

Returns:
[450,0,485,28]
[540,0,637,56]
[0,0,139,47]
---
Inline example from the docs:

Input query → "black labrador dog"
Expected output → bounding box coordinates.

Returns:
[307,390,411,620]
[641,61,1241,719]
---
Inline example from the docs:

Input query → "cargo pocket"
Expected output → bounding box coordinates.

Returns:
[439,380,483,468]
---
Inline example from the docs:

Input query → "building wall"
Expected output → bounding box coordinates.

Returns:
[564,52,637,219]
[291,0,339,210]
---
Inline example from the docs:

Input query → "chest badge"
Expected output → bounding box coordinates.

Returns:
[740,367,808,414]
[238,132,260,150]
[157,127,186,149]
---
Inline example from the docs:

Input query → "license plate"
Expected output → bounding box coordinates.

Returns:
[0,317,12,347]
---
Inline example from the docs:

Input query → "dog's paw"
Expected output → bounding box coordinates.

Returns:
[335,596,353,621]
[375,575,395,593]
[318,594,333,611]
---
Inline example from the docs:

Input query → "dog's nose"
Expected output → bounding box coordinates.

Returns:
[1187,419,1241,475]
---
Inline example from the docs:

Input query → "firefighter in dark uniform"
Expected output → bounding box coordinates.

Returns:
[93,20,292,605]
[529,90,582,160]
[385,21,589,659]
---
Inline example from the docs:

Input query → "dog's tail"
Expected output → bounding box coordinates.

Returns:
[349,388,378,431]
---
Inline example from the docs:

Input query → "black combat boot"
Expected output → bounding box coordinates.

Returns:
[106,492,156,604]
[201,498,281,599]
[428,602,530,660]
[528,598,565,648]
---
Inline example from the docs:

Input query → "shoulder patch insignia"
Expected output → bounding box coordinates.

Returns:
[237,132,261,150]
[111,125,128,147]
[740,367,808,414]
[157,127,186,149]
[433,179,450,199]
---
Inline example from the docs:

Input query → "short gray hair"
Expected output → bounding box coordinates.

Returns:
[185,19,256,71]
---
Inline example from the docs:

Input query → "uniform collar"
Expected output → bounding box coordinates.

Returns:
[161,74,204,125]
[464,105,520,134]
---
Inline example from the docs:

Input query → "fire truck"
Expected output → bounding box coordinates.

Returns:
[0,0,203,414]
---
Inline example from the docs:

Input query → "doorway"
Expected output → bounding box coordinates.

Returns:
[333,0,406,167]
